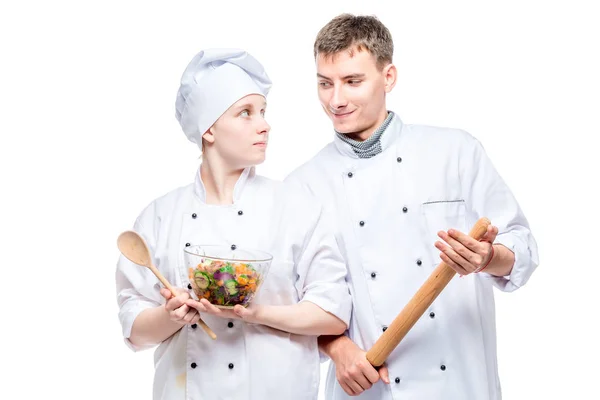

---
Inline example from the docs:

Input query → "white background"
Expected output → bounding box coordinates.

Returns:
[1,0,598,398]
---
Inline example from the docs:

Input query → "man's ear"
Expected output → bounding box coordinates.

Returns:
[383,63,397,93]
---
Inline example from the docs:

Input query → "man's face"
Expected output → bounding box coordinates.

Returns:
[316,48,393,139]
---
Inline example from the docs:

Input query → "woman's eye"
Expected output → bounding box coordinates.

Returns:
[240,110,250,117]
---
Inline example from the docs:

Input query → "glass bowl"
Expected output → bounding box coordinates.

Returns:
[184,245,273,309]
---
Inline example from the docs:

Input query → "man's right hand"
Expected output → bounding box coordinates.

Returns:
[331,338,390,396]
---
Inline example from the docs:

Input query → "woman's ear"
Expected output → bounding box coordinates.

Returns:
[202,127,216,145]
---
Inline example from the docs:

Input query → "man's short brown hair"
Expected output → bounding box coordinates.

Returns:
[314,14,393,69]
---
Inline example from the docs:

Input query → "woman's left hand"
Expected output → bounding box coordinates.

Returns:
[185,298,261,323]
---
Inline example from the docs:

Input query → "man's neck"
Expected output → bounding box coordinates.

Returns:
[200,155,245,205]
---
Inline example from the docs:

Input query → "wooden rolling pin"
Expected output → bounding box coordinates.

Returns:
[366,217,491,367]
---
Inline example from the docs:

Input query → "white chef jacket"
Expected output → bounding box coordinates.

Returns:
[285,113,539,400]
[116,167,352,400]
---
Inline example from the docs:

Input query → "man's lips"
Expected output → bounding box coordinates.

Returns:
[331,110,355,118]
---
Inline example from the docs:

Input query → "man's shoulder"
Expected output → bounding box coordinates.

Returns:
[404,123,476,144]
[286,142,338,181]
[402,123,483,159]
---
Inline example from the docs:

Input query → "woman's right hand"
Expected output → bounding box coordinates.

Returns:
[159,288,200,325]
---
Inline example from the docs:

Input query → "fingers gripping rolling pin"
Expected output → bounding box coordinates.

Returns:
[366,217,491,367]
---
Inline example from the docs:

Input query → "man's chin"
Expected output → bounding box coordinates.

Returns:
[332,120,354,134]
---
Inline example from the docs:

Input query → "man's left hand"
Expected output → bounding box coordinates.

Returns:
[435,224,498,275]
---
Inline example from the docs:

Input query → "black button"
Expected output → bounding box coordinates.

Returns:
[371,272,377,278]
[187,283,192,290]
[348,172,353,178]
[191,323,197,329]
[238,210,243,215]
[192,213,197,219]
[395,377,400,384]
[185,242,191,247]
[382,326,388,332]
[231,244,237,250]
[228,363,234,369]
[359,221,365,226]
[402,207,408,213]
[397,157,402,163]
[416,259,422,266]
[191,362,197,369]
[228,321,234,328]
[440,365,446,371]
[429,312,435,318]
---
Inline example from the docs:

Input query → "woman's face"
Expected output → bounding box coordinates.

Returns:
[203,94,270,169]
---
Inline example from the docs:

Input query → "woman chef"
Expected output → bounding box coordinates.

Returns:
[115,48,352,400]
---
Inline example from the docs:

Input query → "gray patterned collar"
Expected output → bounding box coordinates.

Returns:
[335,111,394,158]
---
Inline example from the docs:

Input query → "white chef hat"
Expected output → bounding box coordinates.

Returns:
[175,48,272,147]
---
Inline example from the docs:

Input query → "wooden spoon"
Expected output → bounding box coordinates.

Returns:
[117,230,217,340]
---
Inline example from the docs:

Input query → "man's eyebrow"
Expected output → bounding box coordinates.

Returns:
[316,73,366,80]
[342,73,365,80]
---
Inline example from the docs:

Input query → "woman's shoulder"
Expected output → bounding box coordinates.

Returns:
[134,183,194,222]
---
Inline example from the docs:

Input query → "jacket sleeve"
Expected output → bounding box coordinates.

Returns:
[283,183,352,329]
[115,202,163,352]
[460,133,540,292]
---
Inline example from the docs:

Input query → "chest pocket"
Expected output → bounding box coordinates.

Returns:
[421,200,468,265]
